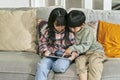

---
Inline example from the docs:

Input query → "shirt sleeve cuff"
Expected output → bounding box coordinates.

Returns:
[69,46,76,52]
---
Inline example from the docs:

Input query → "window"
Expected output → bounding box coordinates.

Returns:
[0,0,120,10]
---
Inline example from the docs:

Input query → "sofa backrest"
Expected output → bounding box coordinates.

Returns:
[36,6,60,21]
[68,8,120,24]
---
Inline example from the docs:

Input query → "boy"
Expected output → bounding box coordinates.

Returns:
[64,10,106,80]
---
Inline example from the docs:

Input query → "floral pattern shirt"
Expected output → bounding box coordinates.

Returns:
[39,27,75,55]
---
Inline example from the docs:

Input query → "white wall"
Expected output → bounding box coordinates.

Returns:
[0,0,30,8]
[0,0,45,8]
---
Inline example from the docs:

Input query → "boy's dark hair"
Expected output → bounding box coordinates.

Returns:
[47,8,71,48]
[67,10,86,28]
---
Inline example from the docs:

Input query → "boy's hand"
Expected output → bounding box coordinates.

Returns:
[64,48,72,55]
[62,48,72,57]
[68,51,76,61]
[43,50,51,57]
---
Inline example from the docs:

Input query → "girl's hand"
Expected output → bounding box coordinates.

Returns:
[43,50,51,57]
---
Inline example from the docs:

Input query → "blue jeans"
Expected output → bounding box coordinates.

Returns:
[35,55,70,80]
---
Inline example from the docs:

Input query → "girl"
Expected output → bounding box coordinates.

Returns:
[35,8,77,80]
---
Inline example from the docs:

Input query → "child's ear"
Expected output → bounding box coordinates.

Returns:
[83,23,85,25]
[81,23,85,27]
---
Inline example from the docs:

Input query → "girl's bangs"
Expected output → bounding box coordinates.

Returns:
[55,16,66,26]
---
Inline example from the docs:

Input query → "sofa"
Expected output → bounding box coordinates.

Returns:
[0,7,120,80]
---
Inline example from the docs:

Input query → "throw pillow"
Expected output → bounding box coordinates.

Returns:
[0,8,36,52]
[97,20,120,58]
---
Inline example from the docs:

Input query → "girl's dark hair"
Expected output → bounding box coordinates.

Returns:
[67,10,86,28]
[48,8,71,48]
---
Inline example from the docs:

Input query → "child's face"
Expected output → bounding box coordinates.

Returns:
[69,26,82,33]
[69,24,85,33]
[54,22,65,32]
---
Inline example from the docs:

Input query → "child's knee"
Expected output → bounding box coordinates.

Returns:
[52,65,66,73]
[52,59,70,73]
